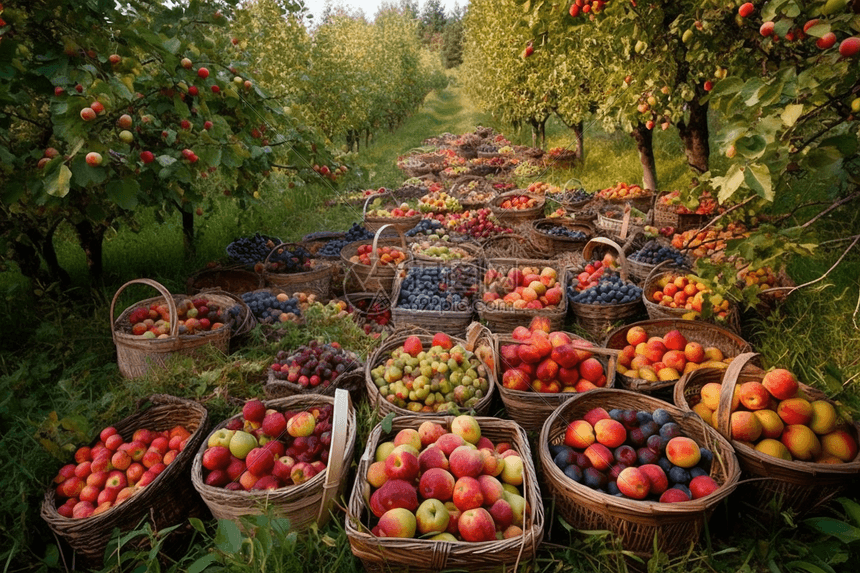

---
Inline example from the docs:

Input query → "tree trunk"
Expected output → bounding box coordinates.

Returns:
[181,207,195,260]
[74,220,106,286]
[23,224,71,288]
[677,99,710,174]
[573,120,584,160]
[631,123,659,192]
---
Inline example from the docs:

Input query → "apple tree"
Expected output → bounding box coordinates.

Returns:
[0,0,332,286]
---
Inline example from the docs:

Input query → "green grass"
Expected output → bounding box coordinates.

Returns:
[2,80,860,572]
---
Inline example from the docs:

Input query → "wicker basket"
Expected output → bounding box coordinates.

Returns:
[41,395,210,566]
[186,264,263,295]
[604,319,753,395]
[674,353,860,516]
[346,414,544,573]
[363,327,496,418]
[595,203,646,242]
[390,260,479,337]
[191,390,355,530]
[567,239,646,342]
[653,196,709,232]
[479,232,538,260]
[363,193,423,235]
[265,357,366,402]
[528,218,594,258]
[490,191,546,228]
[494,332,617,433]
[625,235,687,284]
[111,279,233,379]
[477,258,568,332]
[642,262,741,335]
[603,192,656,214]
[540,388,740,556]
[409,238,483,265]
[340,225,411,296]
[449,175,496,209]
[261,242,335,301]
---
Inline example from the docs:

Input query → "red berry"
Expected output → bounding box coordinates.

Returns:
[839,37,860,57]
[738,3,754,18]
[140,151,155,164]
[197,67,209,79]
[211,85,220,94]
[188,86,198,96]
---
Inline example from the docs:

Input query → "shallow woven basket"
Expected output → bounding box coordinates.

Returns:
[595,206,645,242]
[41,395,210,567]
[191,390,355,530]
[479,232,538,260]
[449,175,496,209]
[186,264,263,295]
[626,236,687,285]
[603,319,753,395]
[529,218,594,258]
[111,279,232,379]
[390,260,478,337]
[674,353,860,516]
[567,238,646,342]
[261,242,334,300]
[346,414,544,573]
[653,197,709,232]
[493,332,617,433]
[477,258,568,332]
[363,193,423,235]
[363,327,497,418]
[340,225,411,296]
[601,192,656,214]
[490,191,546,228]
[265,358,366,402]
[540,388,740,556]
[642,261,741,335]
[409,238,484,265]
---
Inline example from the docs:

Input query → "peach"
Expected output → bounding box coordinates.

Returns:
[584,443,614,471]
[583,407,611,427]
[575,379,598,392]
[548,331,572,347]
[579,358,605,384]
[730,411,763,442]
[662,350,687,372]
[663,330,688,352]
[700,383,723,411]
[808,400,838,435]
[657,367,681,381]
[626,326,648,346]
[618,345,636,367]
[616,466,650,500]
[754,438,792,461]
[642,340,668,363]
[762,368,799,400]
[630,355,652,371]
[418,421,447,447]
[528,315,552,334]
[739,381,771,411]
[659,488,691,503]
[511,326,531,341]
[753,409,784,439]
[394,428,422,451]
[820,429,859,462]
[781,424,822,461]
[703,347,724,362]
[684,342,706,364]
[594,419,626,448]
[637,366,658,383]
[665,437,701,468]
[564,419,595,449]
[692,402,713,425]
[777,397,813,426]
[689,475,720,499]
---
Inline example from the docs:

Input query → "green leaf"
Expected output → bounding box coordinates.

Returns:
[214,519,244,554]
[45,164,72,198]
[189,517,206,533]
[781,104,803,127]
[106,179,140,210]
[804,517,860,544]
[735,135,767,159]
[714,164,745,204]
[196,147,221,167]
[186,554,217,573]
[839,498,860,528]
[785,562,832,573]
[380,412,396,433]
[157,155,177,167]
[162,37,182,54]
[819,134,858,156]
[745,163,773,201]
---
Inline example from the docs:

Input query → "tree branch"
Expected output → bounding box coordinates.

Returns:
[762,234,860,297]
[801,189,860,229]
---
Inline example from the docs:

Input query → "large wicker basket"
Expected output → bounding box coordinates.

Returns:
[340,225,411,296]
[528,218,594,258]
[346,414,544,573]
[490,191,546,228]
[191,390,355,530]
[186,264,263,295]
[41,395,210,567]
[111,279,233,379]
[603,319,753,395]
[625,235,688,285]
[363,327,497,419]
[493,332,617,433]
[674,353,860,516]
[653,195,709,232]
[567,238,646,342]
[477,258,568,332]
[363,193,423,234]
[265,357,366,402]
[449,175,497,209]
[540,388,740,556]
[261,242,335,300]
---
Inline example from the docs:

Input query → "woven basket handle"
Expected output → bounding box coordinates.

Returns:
[582,237,628,283]
[367,223,407,278]
[110,278,179,342]
[715,352,760,439]
[263,242,306,273]
[643,259,693,291]
[318,388,351,524]
[362,188,399,220]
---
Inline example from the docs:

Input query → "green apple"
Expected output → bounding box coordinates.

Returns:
[415,498,449,535]
[375,441,396,463]
[429,532,458,541]
[500,455,524,486]
[228,430,258,460]
[207,428,235,449]
[119,130,134,143]
[503,491,526,527]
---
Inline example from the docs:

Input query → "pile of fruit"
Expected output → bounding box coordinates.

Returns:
[470,156,511,169]
[406,218,448,239]
[348,296,392,334]
[496,194,539,211]
[512,162,542,179]
[366,201,420,219]
[241,291,301,324]
[648,273,730,320]
[476,143,499,154]
[442,166,470,179]
[570,255,618,292]
[597,182,649,201]
[270,340,359,388]
[671,223,749,260]
[200,400,334,491]
[349,244,408,267]
[443,209,513,240]
[546,207,570,219]
[396,266,478,313]
[419,192,462,214]
[553,406,720,503]
[614,326,734,383]
[316,223,375,258]
[567,275,642,306]
[737,264,780,291]
[264,245,315,273]
[481,265,564,311]
[127,297,226,337]
[526,181,561,196]
[52,424,192,519]
[693,369,858,464]
[342,188,387,203]
[642,225,676,239]
[365,415,529,541]
[452,180,495,205]
[657,190,718,216]
[369,333,491,412]
[629,240,688,267]
[499,318,607,393]
[410,240,475,262]
[536,225,588,241]
[226,233,281,268]
[548,188,591,205]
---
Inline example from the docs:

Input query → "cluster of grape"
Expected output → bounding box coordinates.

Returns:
[629,240,687,267]
[397,266,478,312]
[226,233,281,267]
[568,275,642,305]
[476,143,499,153]
[552,188,591,204]
[317,223,375,257]
[542,226,588,240]
[241,291,302,323]
[406,218,444,237]
[266,245,313,273]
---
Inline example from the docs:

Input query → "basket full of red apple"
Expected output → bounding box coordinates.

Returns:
[675,353,860,516]
[346,414,544,573]
[539,388,740,557]
[478,260,567,332]
[191,391,355,531]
